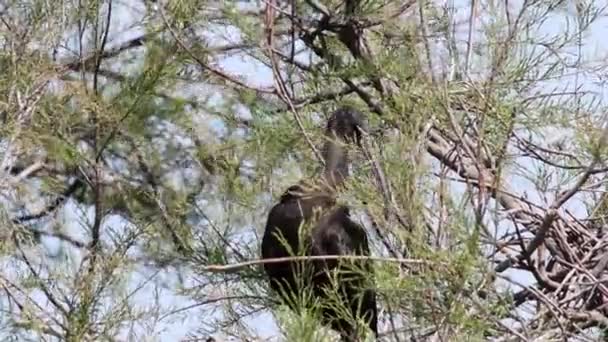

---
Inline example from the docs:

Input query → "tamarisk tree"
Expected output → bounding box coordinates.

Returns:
[1,0,608,341]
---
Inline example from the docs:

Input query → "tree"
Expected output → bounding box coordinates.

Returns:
[1,0,608,341]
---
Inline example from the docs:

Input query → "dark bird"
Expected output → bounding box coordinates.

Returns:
[261,107,377,341]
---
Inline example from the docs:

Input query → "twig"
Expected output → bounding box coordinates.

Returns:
[418,0,436,85]
[464,0,477,76]
[304,0,330,16]
[495,149,600,273]
[158,6,275,94]
[11,178,84,224]
[198,255,440,274]
[8,160,45,186]
[264,0,325,165]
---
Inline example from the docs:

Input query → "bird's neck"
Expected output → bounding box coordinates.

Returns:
[322,135,350,188]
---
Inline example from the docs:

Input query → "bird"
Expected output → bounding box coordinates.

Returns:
[261,106,377,341]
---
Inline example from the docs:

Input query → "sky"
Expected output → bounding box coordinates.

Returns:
[3,0,608,341]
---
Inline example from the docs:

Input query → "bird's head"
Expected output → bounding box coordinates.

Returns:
[326,106,368,147]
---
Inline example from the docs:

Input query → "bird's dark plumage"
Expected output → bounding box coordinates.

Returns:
[261,107,377,341]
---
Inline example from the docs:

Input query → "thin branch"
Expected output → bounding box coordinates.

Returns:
[197,255,441,274]
[11,178,84,224]
[418,0,436,84]
[158,6,275,94]
[464,0,477,76]
[495,156,600,272]
[265,0,325,165]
